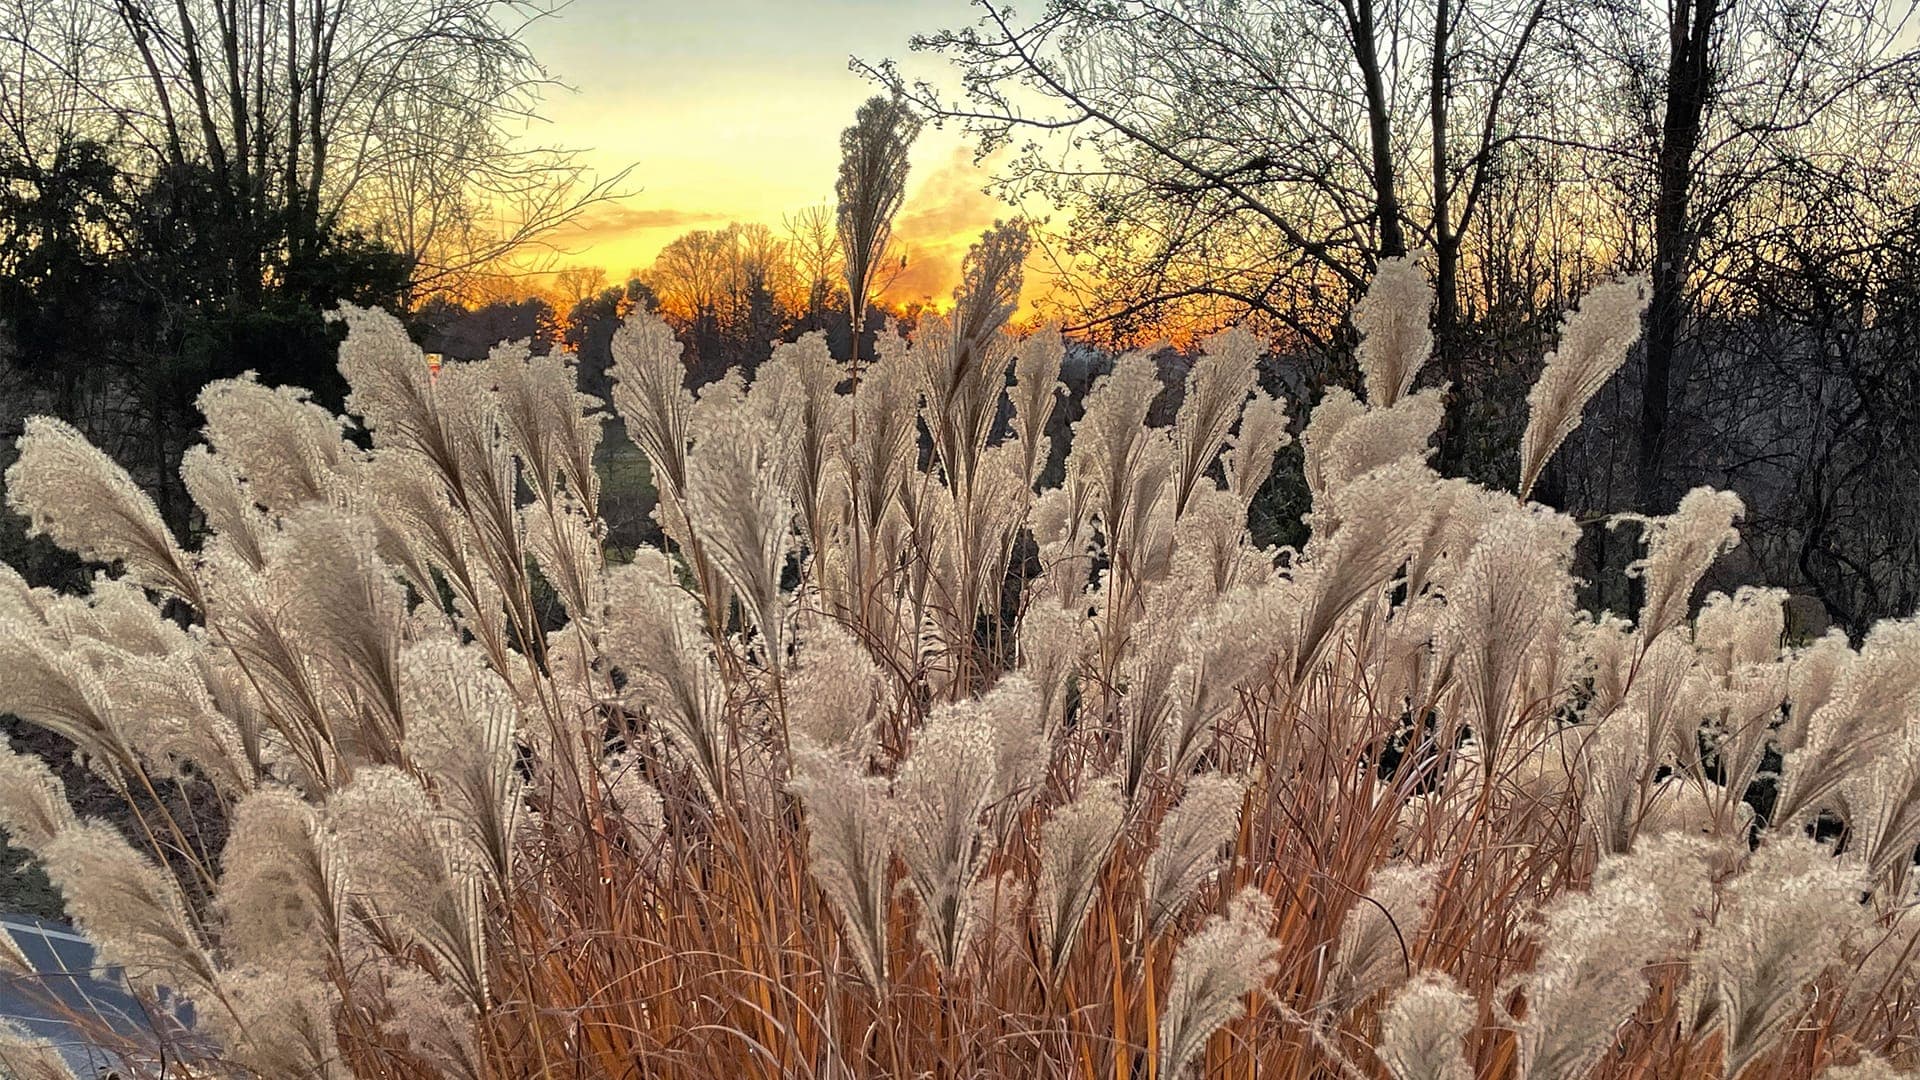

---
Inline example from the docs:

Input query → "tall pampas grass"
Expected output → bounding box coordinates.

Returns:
[0,256,1913,1080]
[1034,780,1125,981]
[5,417,200,602]
[1353,253,1436,408]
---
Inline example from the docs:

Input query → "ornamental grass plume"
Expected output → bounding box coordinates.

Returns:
[1517,276,1651,500]
[1034,779,1125,981]
[1824,1053,1915,1080]
[193,375,354,514]
[681,392,791,660]
[1010,323,1066,485]
[1353,253,1436,408]
[39,822,220,996]
[601,549,732,801]
[608,308,697,519]
[489,343,604,519]
[179,445,271,571]
[1222,386,1292,502]
[206,967,345,1080]
[1172,327,1261,516]
[397,640,522,887]
[1776,617,1920,829]
[5,417,199,601]
[1442,503,1578,775]
[327,766,491,1009]
[1377,972,1475,1080]
[1684,839,1872,1077]
[1158,887,1282,1077]
[755,333,848,549]
[0,256,1915,1080]
[1321,864,1436,1014]
[216,788,343,969]
[836,93,918,360]
[0,1024,79,1080]
[789,747,894,988]
[890,700,999,976]
[1511,835,1712,1080]
[841,323,919,542]
[1300,386,1370,501]
[0,742,75,849]
[916,220,1029,496]
[1317,389,1449,493]
[0,622,144,778]
[1620,486,1746,644]
[784,614,890,753]
[1142,773,1245,933]
[1070,348,1166,554]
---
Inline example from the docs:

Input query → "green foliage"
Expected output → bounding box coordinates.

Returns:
[0,141,414,550]
[1247,437,1311,552]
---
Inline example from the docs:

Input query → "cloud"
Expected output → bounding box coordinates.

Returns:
[880,147,1012,304]
[563,204,728,239]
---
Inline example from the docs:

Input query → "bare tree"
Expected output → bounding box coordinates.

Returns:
[0,0,631,301]
[554,264,609,308]
[866,0,1553,364]
[1545,0,1920,509]
[642,221,796,378]
[783,202,842,330]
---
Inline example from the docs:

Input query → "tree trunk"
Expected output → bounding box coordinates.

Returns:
[1431,0,1465,470]
[1431,0,1454,340]
[1351,0,1406,258]
[1639,0,1719,511]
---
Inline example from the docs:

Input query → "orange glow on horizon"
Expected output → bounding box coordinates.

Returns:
[526,143,1044,318]
[476,1,1081,335]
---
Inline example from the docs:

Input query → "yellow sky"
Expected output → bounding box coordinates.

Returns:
[520,0,1020,305]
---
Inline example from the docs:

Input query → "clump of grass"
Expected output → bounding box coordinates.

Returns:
[0,251,1915,1080]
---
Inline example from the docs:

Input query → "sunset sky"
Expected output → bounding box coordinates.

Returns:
[520,0,1021,305]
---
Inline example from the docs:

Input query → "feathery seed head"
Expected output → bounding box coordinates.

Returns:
[1158,887,1280,1077]
[1378,971,1476,1080]
[1618,487,1745,644]
[1517,276,1650,500]
[1322,863,1436,1013]
[41,821,217,995]
[1514,834,1711,1080]
[0,1023,80,1080]
[1143,773,1245,932]
[196,374,355,514]
[1222,388,1292,503]
[6,417,196,599]
[1035,779,1125,980]
[0,743,74,850]
[786,615,890,754]
[791,747,895,987]
[1354,253,1435,408]
[891,699,999,974]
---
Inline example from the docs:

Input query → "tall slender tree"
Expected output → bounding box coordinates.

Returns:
[835,94,919,379]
